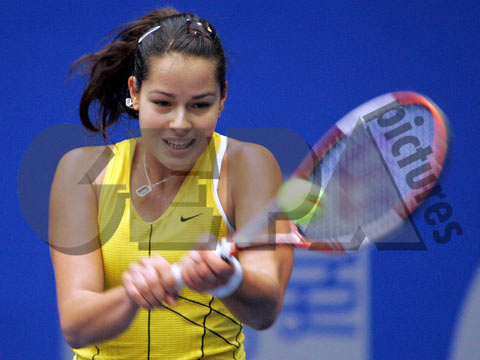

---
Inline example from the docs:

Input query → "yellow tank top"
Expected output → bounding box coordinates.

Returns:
[73,133,246,360]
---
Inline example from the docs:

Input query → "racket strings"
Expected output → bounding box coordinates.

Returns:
[298,103,442,250]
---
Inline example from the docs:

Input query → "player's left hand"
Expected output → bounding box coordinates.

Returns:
[179,235,235,293]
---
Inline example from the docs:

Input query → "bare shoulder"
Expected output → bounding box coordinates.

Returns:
[49,144,115,255]
[224,138,283,217]
[224,138,282,188]
[217,137,283,228]
[226,138,279,173]
[55,145,114,199]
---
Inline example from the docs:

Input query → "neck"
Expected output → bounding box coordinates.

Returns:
[143,148,171,182]
[139,140,189,184]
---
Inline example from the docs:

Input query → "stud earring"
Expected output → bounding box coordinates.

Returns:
[125,98,133,108]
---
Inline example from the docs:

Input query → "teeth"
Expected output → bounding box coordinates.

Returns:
[165,139,193,149]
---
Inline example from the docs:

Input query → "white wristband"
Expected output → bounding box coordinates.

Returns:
[208,255,243,298]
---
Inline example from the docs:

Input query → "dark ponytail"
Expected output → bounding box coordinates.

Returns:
[71,7,226,140]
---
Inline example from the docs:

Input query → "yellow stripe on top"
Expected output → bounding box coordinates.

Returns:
[73,133,245,360]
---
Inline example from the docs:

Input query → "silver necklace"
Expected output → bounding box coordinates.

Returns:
[136,151,171,197]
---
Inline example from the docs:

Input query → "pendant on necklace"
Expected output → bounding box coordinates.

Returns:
[136,184,152,197]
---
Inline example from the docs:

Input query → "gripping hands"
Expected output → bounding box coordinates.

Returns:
[122,238,243,309]
[172,238,243,298]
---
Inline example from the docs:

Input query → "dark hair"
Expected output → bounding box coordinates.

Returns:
[70,8,227,139]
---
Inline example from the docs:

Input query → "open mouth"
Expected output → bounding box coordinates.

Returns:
[164,138,196,150]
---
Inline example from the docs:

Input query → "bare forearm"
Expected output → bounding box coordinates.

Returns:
[221,268,282,330]
[60,286,138,348]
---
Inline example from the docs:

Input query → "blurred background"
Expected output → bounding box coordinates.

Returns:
[2,0,479,359]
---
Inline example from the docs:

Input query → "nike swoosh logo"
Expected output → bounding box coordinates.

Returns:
[180,213,202,222]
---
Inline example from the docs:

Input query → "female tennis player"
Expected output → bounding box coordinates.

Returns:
[49,8,293,359]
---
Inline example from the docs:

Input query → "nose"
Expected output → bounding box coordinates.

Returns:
[169,108,192,131]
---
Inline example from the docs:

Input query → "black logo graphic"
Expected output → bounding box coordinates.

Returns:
[180,213,202,222]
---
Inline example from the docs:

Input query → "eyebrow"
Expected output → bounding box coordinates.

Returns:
[148,90,217,100]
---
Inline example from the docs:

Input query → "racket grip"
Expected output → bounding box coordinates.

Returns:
[215,237,234,260]
[171,238,243,298]
[209,255,243,298]
[171,263,184,291]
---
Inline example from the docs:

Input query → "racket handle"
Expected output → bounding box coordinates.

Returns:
[171,238,243,298]
[171,263,184,290]
[210,254,243,298]
[215,237,234,260]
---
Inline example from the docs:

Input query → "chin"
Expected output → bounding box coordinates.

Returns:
[163,158,196,172]
[159,149,203,172]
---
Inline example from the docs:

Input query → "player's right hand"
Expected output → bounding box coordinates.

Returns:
[122,254,178,309]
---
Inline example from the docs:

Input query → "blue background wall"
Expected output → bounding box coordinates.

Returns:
[2,1,479,359]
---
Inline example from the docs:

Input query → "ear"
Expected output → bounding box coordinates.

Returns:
[127,76,140,111]
[219,81,228,113]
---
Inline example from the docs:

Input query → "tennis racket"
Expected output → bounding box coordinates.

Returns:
[173,91,449,288]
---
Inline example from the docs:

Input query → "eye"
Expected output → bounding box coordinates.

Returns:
[153,100,171,107]
[192,102,212,110]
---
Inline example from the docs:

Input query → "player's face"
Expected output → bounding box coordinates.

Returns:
[129,53,226,171]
